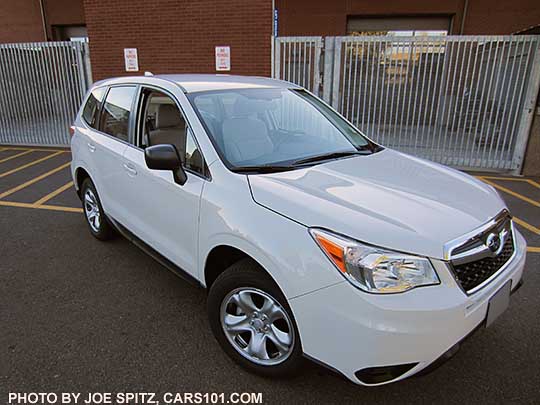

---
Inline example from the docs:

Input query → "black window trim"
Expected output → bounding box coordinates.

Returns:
[87,83,139,149]
[81,85,107,129]
[134,83,211,181]
[186,87,382,173]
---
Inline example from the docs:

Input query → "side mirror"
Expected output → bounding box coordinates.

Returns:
[144,144,187,185]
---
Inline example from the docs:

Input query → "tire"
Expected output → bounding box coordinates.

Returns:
[207,259,304,378]
[80,178,114,241]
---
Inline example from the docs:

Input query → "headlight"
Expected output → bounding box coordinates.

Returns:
[310,228,439,294]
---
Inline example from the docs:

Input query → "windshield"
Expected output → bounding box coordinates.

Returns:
[187,88,380,172]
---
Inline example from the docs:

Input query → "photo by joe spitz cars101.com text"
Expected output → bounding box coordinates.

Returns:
[69,74,526,386]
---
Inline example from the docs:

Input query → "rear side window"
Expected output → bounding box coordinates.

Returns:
[82,87,106,128]
[99,86,137,142]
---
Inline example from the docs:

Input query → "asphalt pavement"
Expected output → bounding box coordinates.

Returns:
[1,147,539,404]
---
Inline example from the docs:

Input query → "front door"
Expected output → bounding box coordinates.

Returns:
[120,87,208,278]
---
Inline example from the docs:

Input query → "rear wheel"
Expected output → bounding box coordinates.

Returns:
[81,178,114,241]
[207,259,304,377]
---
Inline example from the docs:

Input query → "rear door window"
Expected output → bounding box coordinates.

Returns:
[99,86,137,142]
[82,87,106,128]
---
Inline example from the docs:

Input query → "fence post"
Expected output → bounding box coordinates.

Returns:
[312,37,323,96]
[82,42,93,87]
[273,38,281,80]
[322,37,335,104]
[511,40,540,174]
[330,38,342,109]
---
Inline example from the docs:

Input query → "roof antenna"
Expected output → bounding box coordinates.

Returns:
[144,71,154,76]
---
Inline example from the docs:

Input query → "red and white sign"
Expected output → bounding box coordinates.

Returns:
[215,46,231,71]
[124,48,139,72]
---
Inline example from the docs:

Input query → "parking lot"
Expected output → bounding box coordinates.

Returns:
[1,146,539,404]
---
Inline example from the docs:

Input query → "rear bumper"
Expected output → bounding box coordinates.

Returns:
[290,230,527,386]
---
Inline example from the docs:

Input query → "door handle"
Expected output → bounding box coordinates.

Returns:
[87,142,96,152]
[123,163,137,176]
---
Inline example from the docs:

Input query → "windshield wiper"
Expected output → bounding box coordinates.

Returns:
[232,148,375,173]
[231,165,297,174]
[292,150,367,166]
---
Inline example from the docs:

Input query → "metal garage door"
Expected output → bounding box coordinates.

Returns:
[347,16,452,34]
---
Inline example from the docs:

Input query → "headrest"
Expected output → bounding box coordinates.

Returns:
[222,117,268,141]
[156,104,183,128]
[232,97,272,117]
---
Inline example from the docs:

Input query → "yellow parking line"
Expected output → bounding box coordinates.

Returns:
[526,179,540,190]
[0,162,71,199]
[478,177,540,208]
[476,175,540,190]
[0,151,64,178]
[477,175,527,182]
[33,181,74,206]
[0,149,34,164]
[0,200,82,213]
[2,147,69,153]
[513,217,540,235]
[528,247,540,253]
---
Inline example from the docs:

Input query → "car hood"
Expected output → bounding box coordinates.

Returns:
[248,149,506,259]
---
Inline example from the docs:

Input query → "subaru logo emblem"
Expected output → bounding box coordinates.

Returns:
[486,233,501,254]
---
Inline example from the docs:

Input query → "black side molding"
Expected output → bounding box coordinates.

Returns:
[107,216,203,288]
[511,279,523,295]
[355,363,418,384]
[302,353,350,382]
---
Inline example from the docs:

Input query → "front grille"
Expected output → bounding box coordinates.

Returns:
[451,232,514,293]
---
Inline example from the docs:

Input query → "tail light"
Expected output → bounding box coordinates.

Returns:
[69,126,75,137]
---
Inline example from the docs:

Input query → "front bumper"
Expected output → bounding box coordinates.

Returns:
[289,229,527,386]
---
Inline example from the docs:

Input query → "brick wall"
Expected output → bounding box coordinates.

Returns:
[275,0,464,36]
[464,0,540,34]
[275,0,540,36]
[0,0,46,42]
[0,0,85,43]
[83,0,272,81]
[45,0,86,39]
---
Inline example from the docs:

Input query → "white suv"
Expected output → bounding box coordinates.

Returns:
[71,74,526,386]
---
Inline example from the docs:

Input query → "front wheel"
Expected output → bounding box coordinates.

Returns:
[207,259,304,377]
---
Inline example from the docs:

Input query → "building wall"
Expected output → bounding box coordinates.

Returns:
[463,0,540,34]
[44,0,86,40]
[275,0,540,36]
[523,108,540,176]
[0,0,85,43]
[0,0,46,42]
[83,0,272,81]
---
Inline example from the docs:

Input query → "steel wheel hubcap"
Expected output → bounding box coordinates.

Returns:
[220,288,294,366]
[84,188,101,232]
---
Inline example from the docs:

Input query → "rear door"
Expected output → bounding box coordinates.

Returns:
[90,85,137,223]
[74,85,107,185]
[120,85,208,277]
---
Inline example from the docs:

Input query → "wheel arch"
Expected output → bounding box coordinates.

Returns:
[203,243,281,293]
[74,165,97,198]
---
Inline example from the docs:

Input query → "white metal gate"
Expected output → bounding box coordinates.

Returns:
[273,37,323,96]
[274,35,540,172]
[0,41,92,147]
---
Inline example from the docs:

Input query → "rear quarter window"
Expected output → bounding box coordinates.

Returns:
[82,87,107,128]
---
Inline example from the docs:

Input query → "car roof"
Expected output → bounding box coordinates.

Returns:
[94,74,302,93]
